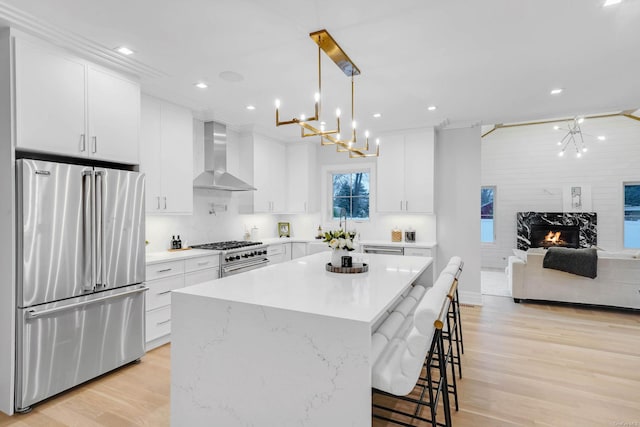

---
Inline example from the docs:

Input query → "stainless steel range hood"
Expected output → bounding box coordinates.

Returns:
[193,121,256,191]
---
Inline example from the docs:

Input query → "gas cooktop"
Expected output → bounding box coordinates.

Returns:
[191,241,264,251]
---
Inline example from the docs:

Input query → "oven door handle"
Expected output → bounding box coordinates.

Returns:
[223,259,269,274]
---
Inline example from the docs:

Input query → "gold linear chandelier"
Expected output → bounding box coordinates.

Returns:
[275,29,379,158]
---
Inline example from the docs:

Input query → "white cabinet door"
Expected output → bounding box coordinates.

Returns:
[87,66,140,164]
[404,130,434,213]
[286,144,317,213]
[140,95,193,214]
[253,137,272,213]
[376,135,405,213]
[140,96,162,212]
[14,38,86,157]
[184,268,219,286]
[404,247,432,257]
[159,101,193,213]
[291,242,307,259]
[270,142,286,213]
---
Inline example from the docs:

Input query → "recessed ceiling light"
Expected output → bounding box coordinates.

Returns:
[603,0,622,6]
[115,46,134,55]
[550,88,563,95]
[597,135,606,141]
[195,82,208,89]
[553,125,560,130]
[219,71,244,83]
[246,105,256,110]
[427,105,437,111]
[373,113,382,118]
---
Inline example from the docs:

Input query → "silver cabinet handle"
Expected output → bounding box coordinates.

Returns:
[80,134,86,152]
[27,286,148,319]
[157,290,172,295]
[164,196,167,209]
[197,261,209,266]
[157,196,160,210]
[157,268,172,273]
[157,318,172,326]
[92,136,97,153]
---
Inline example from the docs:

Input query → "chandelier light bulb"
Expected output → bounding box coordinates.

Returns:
[553,125,560,130]
[348,141,353,148]
[300,114,306,121]
[352,120,357,129]
[376,138,380,146]
[576,152,582,158]
[577,117,585,124]
[320,124,326,132]
[558,151,564,157]
[336,108,341,118]
[336,133,341,140]
[583,147,588,152]
[557,141,562,146]
[365,130,370,138]
[275,99,281,108]
[314,92,320,102]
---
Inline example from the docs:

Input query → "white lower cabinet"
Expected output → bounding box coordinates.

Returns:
[145,254,219,350]
[404,247,432,257]
[291,242,308,259]
[267,243,292,264]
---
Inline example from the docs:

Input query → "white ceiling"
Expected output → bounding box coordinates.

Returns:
[1,0,639,142]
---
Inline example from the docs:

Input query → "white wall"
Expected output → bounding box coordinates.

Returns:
[481,115,640,269]
[435,126,482,305]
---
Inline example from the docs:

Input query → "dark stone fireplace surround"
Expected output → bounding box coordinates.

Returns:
[517,212,597,251]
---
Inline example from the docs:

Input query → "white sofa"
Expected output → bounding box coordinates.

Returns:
[507,250,640,309]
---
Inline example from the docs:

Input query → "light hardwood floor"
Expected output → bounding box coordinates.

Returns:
[2,296,639,426]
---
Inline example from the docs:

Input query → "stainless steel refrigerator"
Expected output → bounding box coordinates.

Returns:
[15,159,146,412]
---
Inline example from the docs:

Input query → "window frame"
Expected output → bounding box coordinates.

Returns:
[623,181,640,249]
[481,185,496,244]
[321,162,376,225]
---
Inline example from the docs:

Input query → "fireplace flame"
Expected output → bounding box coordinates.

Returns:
[544,231,563,244]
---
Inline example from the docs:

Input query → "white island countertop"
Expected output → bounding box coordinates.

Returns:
[174,252,431,323]
[171,252,433,426]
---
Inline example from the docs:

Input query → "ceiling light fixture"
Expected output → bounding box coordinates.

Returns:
[428,105,437,111]
[554,117,600,158]
[550,88,563,95]
[373,113,382,118]
[274,29,379,158]
[195,82,208,89]
[246,105,256,110]
[115,46,134,55]
[603,0,622,6]
[597,135,606,141]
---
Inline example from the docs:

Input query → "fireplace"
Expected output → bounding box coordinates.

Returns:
[530,224,580,249]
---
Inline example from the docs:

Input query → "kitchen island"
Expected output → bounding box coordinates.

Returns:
[170,252,433,426]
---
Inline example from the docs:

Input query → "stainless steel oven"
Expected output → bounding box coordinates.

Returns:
[191,241,269,277]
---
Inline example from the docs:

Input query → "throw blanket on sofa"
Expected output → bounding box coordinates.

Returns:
[542,247,598,279]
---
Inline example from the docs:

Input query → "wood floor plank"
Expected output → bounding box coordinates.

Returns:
[1,296,639,426]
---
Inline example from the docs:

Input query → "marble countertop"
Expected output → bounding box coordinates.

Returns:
[173,252,432,323]
[145,248,219,265]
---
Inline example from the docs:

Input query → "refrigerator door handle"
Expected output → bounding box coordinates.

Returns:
[82,170,96,292]
[26,286,148,319]
[95,171,106,287]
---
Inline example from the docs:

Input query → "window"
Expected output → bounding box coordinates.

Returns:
[481,186,495,243]
[332,172,370,220]
[624,183,640,248]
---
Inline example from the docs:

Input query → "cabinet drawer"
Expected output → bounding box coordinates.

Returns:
[404,248,432,257]
[185,255,219,273]
[268,244,284,255]
[146,275,185,311]
[146,260,185,281]
[146,305,172,342]
[184,267,219,286]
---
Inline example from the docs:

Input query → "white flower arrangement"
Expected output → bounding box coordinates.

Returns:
[323,229,357,251]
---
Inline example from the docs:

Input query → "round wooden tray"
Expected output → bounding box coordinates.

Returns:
[325,262,369,274]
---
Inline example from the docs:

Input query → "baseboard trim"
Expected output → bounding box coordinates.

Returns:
[459,291,483,306]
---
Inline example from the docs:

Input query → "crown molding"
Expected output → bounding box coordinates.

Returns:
[0,2,166,79]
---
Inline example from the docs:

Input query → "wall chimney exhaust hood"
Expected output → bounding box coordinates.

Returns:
[193,121,256,191]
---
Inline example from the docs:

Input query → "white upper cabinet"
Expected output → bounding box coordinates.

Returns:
[87,67,140,164]
[14,38,86,157]
[377,128,434,213]
[286,144,318,213]
[14,37,140,164]
[239,133,286,214]
[140,95,193,214]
